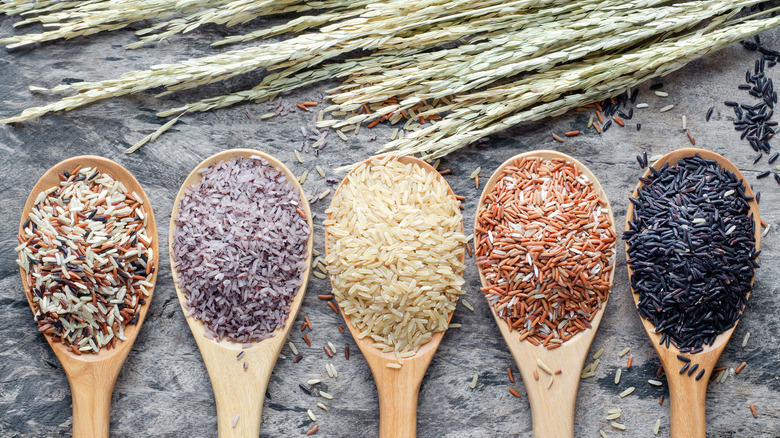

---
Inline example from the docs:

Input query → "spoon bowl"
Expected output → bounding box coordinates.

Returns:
[169,148,313,438]
[475,150,616,438]
[324,155,464,438]
[18,155,158,438]
[625,148,761,438]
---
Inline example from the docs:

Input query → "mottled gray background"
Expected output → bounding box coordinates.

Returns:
[0,13,779,438]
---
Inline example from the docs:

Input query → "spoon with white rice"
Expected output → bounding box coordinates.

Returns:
[325,154,466,438]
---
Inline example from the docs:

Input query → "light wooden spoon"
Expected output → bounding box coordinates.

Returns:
[18,156,159,438]
[169,148,313,437]
[625,148,761,438]
[324,155,464,438]
[475,150,616,438]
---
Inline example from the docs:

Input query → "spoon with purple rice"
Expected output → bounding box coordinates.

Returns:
[169,149,313,437]
[624,148,761,438]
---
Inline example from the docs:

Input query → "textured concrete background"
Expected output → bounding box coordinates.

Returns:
[0,14,779,438]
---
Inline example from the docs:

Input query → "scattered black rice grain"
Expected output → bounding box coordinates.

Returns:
[637,155,646,169]
[774,173,780,185]
[680,363,690,374]
[293,354,303,363]
[706,107,714,121]
[687,363,700,376]
[299,383,313,395]
[650,83,664,90]
[677,354,691,363]
[770,152,780,164]
[237,351,245,360]
[758,171,771,179]
[756,192,761,204]
[695,368,706,380]
[602,119,613,132]
[636,124,641,131]
[625,155,758,353]
[754,153,763,164]
[733,39,780,154]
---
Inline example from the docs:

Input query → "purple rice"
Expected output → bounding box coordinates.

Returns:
[625,154,759,353]
[687,363,699,376]
[695,368,706,380]
[172,156,310,344]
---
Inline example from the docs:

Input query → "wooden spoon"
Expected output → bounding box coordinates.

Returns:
[475,150,616,438]
[625,148,761,438]
[18,156,159,438]
[324,155,464,438]
[169,148,313,437]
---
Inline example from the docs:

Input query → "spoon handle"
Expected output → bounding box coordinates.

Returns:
[519,363,578,438]
[198,339,280,438]
[666,367,710,438]
[65,361,119,438]
[374,366,422,438]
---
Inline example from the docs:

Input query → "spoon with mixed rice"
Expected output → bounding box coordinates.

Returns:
[17,156,159,438]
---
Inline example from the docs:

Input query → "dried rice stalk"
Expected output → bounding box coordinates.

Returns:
[0,0,778,157]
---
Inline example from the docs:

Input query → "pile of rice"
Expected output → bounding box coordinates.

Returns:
[324,156,465,358]
[172,156,310,344]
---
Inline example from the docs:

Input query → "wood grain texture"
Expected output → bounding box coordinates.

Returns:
[1,15,779,438]
[324,155,464,438]
[168,149,314,437]
[17,156,159,438]
[625,148,762,438]
[475,151,616,438]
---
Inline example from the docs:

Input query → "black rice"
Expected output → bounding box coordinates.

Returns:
[625,154,758,353]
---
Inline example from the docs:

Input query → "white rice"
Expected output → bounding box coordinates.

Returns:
[325,156,465,357]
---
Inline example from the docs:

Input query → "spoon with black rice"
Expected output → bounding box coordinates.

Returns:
[624,148,761,438]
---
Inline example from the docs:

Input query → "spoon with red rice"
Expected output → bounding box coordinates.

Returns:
[475,150,616,438]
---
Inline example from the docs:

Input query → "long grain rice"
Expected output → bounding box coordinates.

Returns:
[325,156,465,358]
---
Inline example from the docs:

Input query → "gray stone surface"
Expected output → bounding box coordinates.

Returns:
[1,15,779,438]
